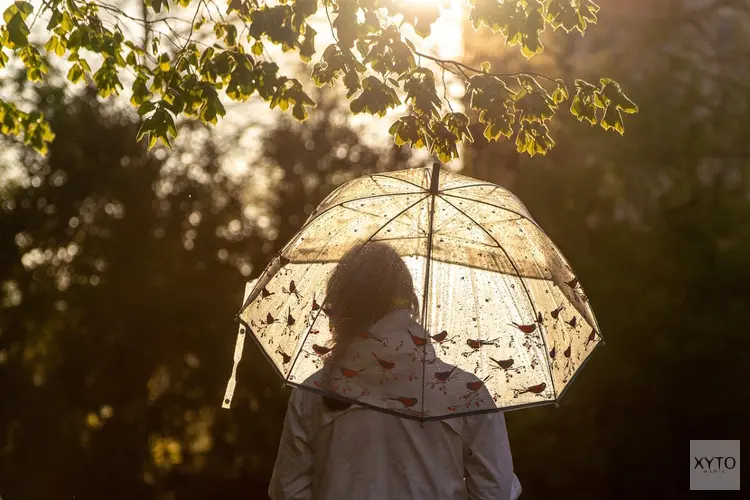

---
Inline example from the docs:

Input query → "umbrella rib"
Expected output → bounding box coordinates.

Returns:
[418,192,438,421]
[285,195,430,382]
[370,172,428,192]
[441,193,541,229]
[439,182,499,192]
[298,191,423,231]
[440,196,558,401]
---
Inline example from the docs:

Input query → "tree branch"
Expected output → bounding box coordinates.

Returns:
[413,50,574,87]
[92,2,193,26]
[325,3,338,43]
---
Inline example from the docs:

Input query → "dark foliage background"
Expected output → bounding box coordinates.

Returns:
[2,1,749,498]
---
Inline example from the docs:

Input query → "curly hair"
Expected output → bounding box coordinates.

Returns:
[321,241,419,411]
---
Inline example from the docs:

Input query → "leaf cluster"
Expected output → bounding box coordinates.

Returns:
[0,0,636,157]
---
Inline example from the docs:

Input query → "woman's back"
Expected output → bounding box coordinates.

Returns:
[270,388,521,500]
[269,243,521,499]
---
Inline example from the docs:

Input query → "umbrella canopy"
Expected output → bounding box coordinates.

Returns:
[223,164,602,421]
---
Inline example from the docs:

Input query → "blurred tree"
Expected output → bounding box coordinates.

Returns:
[0,75,416,499]
[460,0,750,498]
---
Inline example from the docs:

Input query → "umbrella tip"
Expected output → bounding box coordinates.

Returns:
[554,402,560,409]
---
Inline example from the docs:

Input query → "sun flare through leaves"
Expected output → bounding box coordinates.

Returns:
[0,0,635,157]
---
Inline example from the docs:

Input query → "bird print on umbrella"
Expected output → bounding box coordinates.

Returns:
[386,396,419,408]
[372,352,396,372]
[429,329,457,351]
[513,382,548,398]
[549,343,559,370]
[489,356,521,382]
[407,328,429,347]
[428,366,459,394]
[357,330,387,346]
[340,367,367,378]
[276,347,292,365]
[221,165,603,419]
[550,304,564,320]
[565,275,589,303]
[311,343,334,356]
[460,376,492,409]
[462,337,500,357]
[585,328,599,348]
[283,280,301,301]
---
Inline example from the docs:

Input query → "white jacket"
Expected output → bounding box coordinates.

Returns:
[269,310,522,500]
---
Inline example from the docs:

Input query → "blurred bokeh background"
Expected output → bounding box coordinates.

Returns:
[1,0,749,498]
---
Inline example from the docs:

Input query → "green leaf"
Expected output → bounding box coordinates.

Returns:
[2,3,17,23]
[351,76,399,117]
[515,76,556,122]
[429,121,459,162]
[93,60,124,98]
[43,35,58,54]
[158,53,170,72]
[66,63,84,84]
[343,70,360,98]
[402,68,441,118]
[599,78,639,114]
[7,1,33,22]
[198,84,226,125]
[60,12,74,32]
[515,121,554,156]
[137,105,177,149]
[299,25,316,63]
[443,112,474,144]
[552,79,569,104]
[47,10,62,30]
[224,23,238,46]
[546,0,600,34]
[132,77,153,107]
[600,104,624,135]
[4,10,30,48]
[569,79,598,125]
[388,115,427,149]
[24,114,55,155]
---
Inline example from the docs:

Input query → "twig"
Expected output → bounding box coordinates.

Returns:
[206,0,227,22]
[163,0,205,94]
[441,66,454,112]
[92,2,192,25]
[28,0,49,31]
[435,58,467,80]
[413,50,574,87]
[324,3,338,43]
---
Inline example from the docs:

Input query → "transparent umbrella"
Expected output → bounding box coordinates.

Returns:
[223,164,602,421]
